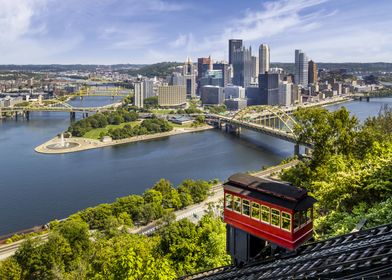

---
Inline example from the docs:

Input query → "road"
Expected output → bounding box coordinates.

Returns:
[0,160,298,260]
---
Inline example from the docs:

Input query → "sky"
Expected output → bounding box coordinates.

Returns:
[0,0,391,64]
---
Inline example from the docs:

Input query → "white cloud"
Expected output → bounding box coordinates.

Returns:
[0,0,49,42]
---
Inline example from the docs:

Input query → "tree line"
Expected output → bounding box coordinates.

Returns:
[282,105,392,238]
[67,109,138,137]
[0,178,228,279]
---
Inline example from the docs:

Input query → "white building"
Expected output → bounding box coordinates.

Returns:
[259,44,270,74]
[278,81,292,106]
[134,82,144,108]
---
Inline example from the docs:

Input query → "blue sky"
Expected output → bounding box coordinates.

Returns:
[0,0,391,64]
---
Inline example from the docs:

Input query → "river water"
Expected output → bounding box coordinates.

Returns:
[0,96,391,235]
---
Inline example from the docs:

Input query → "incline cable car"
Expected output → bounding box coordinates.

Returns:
[224,173,317,265]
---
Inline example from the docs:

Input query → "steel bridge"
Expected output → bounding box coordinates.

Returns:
[0,101,119,120]
[208,105,311,154]
[75,86,132,97]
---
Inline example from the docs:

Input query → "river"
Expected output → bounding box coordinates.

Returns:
[0,96,391,235]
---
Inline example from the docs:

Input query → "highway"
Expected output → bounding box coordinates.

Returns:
[0,160,298,261]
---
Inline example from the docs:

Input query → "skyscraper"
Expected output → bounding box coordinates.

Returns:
[259,44,270,74]
[251,56,259,79]
[183,57,196,98]
[308,60,318,84]
[197,56,212,81]
[258,73,280,105]
[228,39,243,65]
[294,50,308,86]
[213,62,232,87]
[232,46,252,88]
[134,82,144,108]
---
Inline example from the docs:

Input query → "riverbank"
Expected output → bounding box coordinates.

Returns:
[35,125,214,154]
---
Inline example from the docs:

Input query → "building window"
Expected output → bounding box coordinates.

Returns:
[271,209,280,227]
[225,194,233,210]
[294,212,300,231]
[242,199,250,216]
[261,205,270,224]
[281,212,292,232]
[233,196,241,213]
[251,202,260,220]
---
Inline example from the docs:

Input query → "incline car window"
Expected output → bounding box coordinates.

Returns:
[271,209,280,227]
[225,194,233,210]
[261,205,270,223]
[281,212,291,231]
[242,199,250,216]
[233,196,241,213]
[251,202,260,219]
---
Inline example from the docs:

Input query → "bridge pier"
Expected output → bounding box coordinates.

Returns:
[294,144,300,157]
[70,112,76,122]
[25,111,30,121]
[366,96,370,102]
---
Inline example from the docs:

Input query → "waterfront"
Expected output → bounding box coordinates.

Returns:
[0,96,391,235]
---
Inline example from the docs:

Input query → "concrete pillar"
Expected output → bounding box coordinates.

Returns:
[294,144,300,156]
[366,97,370,102]
[70,112,76,122]
[25,111,30,120]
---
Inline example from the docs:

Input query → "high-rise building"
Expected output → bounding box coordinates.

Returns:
[200,85,225,105]
[213,62,232,87]
[199,70,223,88]
[308,60,318,84]
[258,44,270,74]
[294,50,308,86]
[278,81,292,106]
[197,56,212,81]
[232,46,252,88]
[183,57,196,98]
[258,73,280,105]
[157,85,187,107]
[134,82,144,108]
[143,79,155,98]
[251,56,259,79]
[229,39,243,65]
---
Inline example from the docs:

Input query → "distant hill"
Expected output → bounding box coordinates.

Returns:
[123,62,182,78]
[0,64,143,72]
[272,62,392,74]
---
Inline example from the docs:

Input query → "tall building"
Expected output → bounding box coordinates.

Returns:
[258,44,270,74]
[197,56,212,81]
[199,70,223,88]
[232,46,252,88]
[278,81,292,106]
[294,49,308,86]
[200,85,225,105]
[251,56,259,79]
[143,79,155,98]
[158,85,186,107]
[308,60,318,84]
[229,39,243,65]
[183,57,196,98]
[213,62,232,87]
[134,82,144,108]
[258,73,280,105]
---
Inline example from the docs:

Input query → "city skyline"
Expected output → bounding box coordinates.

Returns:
[1,0,392,64]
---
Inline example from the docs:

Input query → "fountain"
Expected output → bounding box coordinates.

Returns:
[46,133,79,150]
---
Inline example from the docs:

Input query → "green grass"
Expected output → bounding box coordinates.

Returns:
[83,121,140,140]
[151,109,174,114]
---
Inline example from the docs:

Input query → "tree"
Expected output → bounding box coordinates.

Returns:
[0,258,22,280]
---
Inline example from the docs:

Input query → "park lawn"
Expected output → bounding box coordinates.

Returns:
[170,122,194,128]
[83,121,141,140]
[151,109,174,114]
